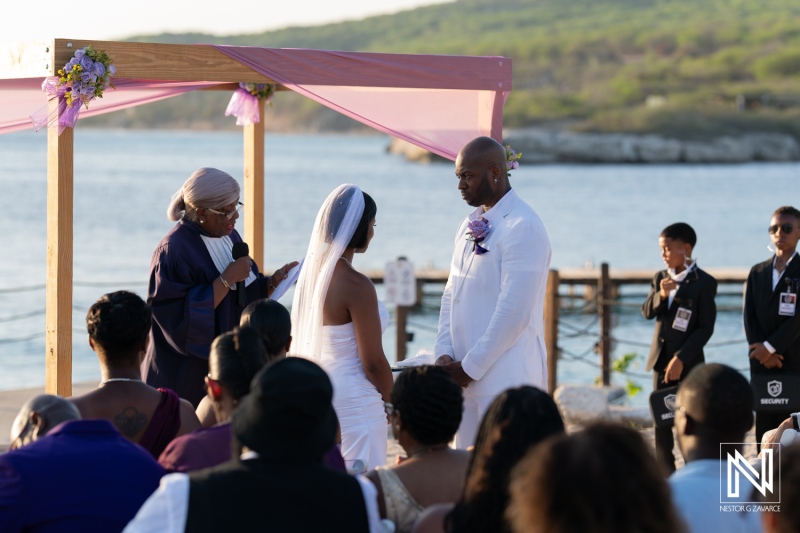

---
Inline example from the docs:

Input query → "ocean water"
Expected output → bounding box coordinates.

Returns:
[0,129,796,405]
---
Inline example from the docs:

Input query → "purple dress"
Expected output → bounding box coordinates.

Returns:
[159,422,347,474]
[143,219,270,406]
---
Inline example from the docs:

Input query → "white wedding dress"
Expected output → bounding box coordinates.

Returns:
[320,301,389,470]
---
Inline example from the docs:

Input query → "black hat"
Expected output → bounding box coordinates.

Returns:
[232,357,337,462]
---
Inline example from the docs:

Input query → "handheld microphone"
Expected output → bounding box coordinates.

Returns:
[232,242,249,307]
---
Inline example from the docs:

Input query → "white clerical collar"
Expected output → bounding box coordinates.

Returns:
[200,235,257,289]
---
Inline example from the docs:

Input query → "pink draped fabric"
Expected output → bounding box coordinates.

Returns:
[0,78,226,135]
[0,46,511,160]
[211,46,511,160]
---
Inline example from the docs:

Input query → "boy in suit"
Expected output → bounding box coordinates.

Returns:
[745,205,800,446]
[642,222,717,473]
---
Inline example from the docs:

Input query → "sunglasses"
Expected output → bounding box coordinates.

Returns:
[769,223,797,235]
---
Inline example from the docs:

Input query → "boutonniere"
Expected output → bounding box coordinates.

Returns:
[466,217,490,255]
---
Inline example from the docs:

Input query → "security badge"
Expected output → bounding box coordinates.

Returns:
[780,278,797,317]
[672,307,692,332]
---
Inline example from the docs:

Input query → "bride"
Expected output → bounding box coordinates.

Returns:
[291,184,393,469]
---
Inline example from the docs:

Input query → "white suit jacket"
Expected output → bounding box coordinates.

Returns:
[435,189,551,396]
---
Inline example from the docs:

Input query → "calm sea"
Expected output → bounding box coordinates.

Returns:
[0,129,796,405]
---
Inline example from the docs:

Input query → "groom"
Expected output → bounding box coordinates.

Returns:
[435,136,552,449]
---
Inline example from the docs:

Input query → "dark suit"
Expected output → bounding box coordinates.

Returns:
[0,419,165,533]
[185,458,369,533]
[744,254,800,444]
[642,266,717,472]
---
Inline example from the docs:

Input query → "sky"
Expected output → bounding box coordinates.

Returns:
[1,0,451,43]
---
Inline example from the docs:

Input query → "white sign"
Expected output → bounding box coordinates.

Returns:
[385,258,416,306]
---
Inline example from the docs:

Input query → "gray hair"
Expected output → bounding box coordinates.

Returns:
[167,167,241,221]
[10,394,81,449]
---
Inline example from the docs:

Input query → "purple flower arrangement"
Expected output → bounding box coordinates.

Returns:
[505,145,521,174]
[225,82,276,126]
[57,46,116,109]
[466,217,490,255]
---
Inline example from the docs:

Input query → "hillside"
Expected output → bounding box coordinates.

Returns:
[86,0,800,139]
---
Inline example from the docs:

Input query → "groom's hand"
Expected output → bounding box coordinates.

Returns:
[440,361,474,388]
[435,355,454,366]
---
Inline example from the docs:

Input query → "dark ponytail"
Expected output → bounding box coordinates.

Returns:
[240,299,291,357]
[208,326,267,400]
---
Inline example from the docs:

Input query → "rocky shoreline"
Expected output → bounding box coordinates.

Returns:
[388,129,800,164]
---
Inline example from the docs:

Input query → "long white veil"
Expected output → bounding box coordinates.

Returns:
[290,184,365,359]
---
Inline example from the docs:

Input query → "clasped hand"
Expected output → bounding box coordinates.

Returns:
[659,278,678,299]
[749,342,784,369]
[435,355,474,388]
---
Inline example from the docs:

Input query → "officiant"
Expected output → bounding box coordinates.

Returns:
[143,167,296,406]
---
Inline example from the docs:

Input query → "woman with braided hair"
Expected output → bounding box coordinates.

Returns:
[413,386,565,533]
[366,365,468,533]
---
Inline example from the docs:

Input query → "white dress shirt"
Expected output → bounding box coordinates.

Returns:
[435,188,552,396]
[123,470,385,533]
[667,261,696,308]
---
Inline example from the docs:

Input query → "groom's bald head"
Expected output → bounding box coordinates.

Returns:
[459,137,508,178]
[456,136,510,209]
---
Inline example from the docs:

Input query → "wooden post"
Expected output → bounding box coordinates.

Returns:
[395,306,408,362]
[243,99,265,269]
[598,262,611,386]
[45,105,74,396]
[544,269,559,393]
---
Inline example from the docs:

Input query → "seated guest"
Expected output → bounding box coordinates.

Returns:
[8,394,80,450]
[669,363,762,533]
[366,366,468,533]
[414,386,565,533]
[760,444,800,533]
[70,291,201,458]
[196,298,292,427]
[0,402,165,532]
[159,326,268,472]
[125,358,382,532]
[506,422,683,533]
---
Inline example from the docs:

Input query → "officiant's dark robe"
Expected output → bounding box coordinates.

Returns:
[143,219,270,406]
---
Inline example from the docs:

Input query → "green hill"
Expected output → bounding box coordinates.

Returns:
[87,0,800,139]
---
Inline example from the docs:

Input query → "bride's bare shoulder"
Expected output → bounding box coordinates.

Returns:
[333,258,375,293]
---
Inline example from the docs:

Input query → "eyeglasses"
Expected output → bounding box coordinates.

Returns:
[206,202,244,220]
[769,223,796,235]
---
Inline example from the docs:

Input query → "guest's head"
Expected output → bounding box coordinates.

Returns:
[206,326,268,424]
[86,291,151,368]
[761,444,800,533]
[446,386,565,533]
[10,394,80,450]
[390,366,462,450]
[232,357,337,463]
[168,167,241,237]
[770,205,800,254]
[507,422,683,533]
[456,136,509,208]
[659,222,696,269]
[240,299,292,360]
[675,363,753,461]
